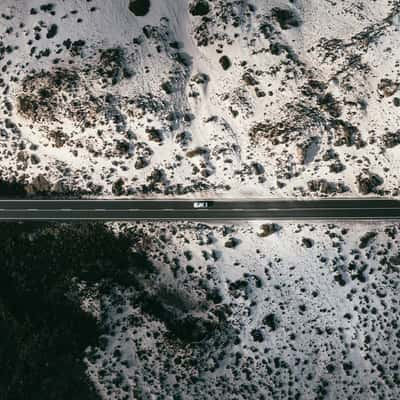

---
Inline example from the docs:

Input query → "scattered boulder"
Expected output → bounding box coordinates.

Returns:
[258,223,280,237]
[52,180,67,194]
[377,78,398,97]
[333,120,364,147]
[356,171,383,195]
[307,179,348,194]
[307,179,332,194]
[26,174,51,194]
[295,137,319,164]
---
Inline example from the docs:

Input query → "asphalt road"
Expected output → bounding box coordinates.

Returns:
[0,199,399,221]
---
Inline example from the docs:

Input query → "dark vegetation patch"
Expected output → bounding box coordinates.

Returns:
[359,231,377,249]
[139,294,221,343]
[356,171,384,195]
[250,104,324,147]
[271,7,301,30]
[17,67,116,129]
[98,48,133,86]
[189,0,210,16]
[40,3,55,13]
[129,0,151,17]
[173,51,193,67]
[18,69,80,123]
[0,221,228,400]
[46,24,58,39]
[63,38,86,56]
[219,55,232,70]
[0,223,152,400]
[0,178,26,197]
[263,313,280,331]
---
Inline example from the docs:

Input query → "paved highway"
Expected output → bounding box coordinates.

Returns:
[0,199,399,220]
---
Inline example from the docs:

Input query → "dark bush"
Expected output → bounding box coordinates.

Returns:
[272,7,301,30]
[0,179,26,197]
[189,0,210,16]
[129,0,151,16]
[219,55,232,71]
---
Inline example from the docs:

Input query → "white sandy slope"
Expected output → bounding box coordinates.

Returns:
[0,0,399,197]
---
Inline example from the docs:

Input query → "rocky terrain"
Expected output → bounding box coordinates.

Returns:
[0,0,398,197]
[84,220,400,400]
[2,220,399,399]
[0,1,399,399]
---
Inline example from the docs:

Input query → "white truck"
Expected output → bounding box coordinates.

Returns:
[193,201,209,209]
